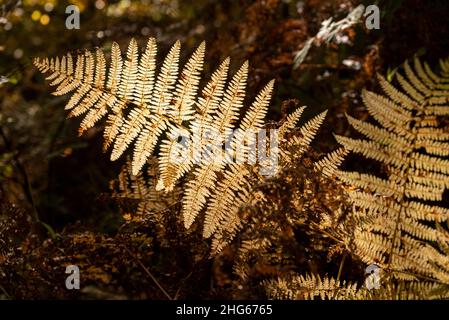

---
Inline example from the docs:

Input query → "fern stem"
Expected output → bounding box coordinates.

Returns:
[124,247,173,300]
[337,253,347,281]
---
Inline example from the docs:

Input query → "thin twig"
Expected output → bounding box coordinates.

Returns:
[0,126,40,224]
[309,221,344,244]
[337,253,347,281]
[124,247,173,300]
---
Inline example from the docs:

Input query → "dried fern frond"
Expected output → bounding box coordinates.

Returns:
[205,104,327,255]
[109,157,181,223]
[264,273,449,300]
[264,273,359,300]
[34,39,202,176]
[229,143,353,294]
[318,56,449,284]
[36,38,325,245]
[361,281,449,300]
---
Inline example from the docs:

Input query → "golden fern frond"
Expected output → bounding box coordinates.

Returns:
[207,108,326,254]
[278,106,306,139]
[377,73,417,111]
[234,80,274,145]
[413,56,435,88]
[109,157,181,222]
[109,39,157,161]
[345,113,409,148]
[361,89,412,137]
[282,110,327,161]
[35,37,325,246]
[182,161,224,229]
[264,273,359,300]
[191,107,322,253]
[196,58,230,116]
[296,111,327,148]
[156,126,191,192]
[212,61,248,135]
[118,38,139,102]
[360,281,449,300]
[181,77,273,233]
[333,135,410,171]
[439,58,449,75]
[396,72,425,103]
[315,147,348,176]
[319,56,449,284]
[171,41,205,123]
[176,60,232,226]
[403,60,431,96]
[209,187,251,254]
[424,61,441,83]
[152,43,206,191]
[204,163,251,238]
[265,274,449,300]
[130,41,181,175]
[108,41,124,95]
[190,58,230,159]
[35,38,184,177]
[181,59,230,201]
[203,81,274,238]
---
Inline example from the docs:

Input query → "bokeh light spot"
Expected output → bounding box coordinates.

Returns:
[40,14,50,25]
[31,10,41,21]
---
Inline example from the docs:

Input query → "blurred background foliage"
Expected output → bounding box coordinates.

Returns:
[1,0,449,299]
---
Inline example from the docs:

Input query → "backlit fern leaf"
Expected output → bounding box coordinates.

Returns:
[35,38,324,246]
[264,273,449,300]
[206,107,325,255]
[35,38,188,177]
[109,157,181,221]
[264,273,359,300]
[317,56,449,284]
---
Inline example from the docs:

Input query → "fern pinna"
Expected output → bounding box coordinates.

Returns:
[317,56,449,284]
[34,38,325,252]
[264,273,449,300]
